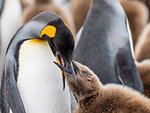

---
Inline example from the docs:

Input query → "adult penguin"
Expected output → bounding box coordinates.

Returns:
[73,0,143,92]
[1,11,76,113]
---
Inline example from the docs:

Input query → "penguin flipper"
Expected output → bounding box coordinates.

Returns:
[115,48,144,93]
[0,72,10,113]
[5,58,26,113]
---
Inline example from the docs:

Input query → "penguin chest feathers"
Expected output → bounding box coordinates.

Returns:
[17,39,71,113]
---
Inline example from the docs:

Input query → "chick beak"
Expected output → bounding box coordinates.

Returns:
[54,60,77,86]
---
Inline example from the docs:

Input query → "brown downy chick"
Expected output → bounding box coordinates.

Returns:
[19,0,33,12]
[71,0,91,32]
[55,61,150,113]
[136,60,150,98]
[135,23,150,62]
[136,0,150,21]
[21,0,76,37]
[120,0,149,48]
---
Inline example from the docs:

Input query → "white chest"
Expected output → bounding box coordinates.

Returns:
[17,40,71,113]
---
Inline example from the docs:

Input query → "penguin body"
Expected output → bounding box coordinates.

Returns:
[17,40,70,113]
[55,61,150,113]
[73,0,143,92]
[136,60,150,98]
[1,12,75,113]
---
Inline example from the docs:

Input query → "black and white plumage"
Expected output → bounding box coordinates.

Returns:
[0,11,76,113]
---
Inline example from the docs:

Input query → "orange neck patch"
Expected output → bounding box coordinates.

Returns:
[28,39,46,44]
[56,57,63,77]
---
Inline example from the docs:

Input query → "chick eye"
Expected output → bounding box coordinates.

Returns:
[82,71,88,76]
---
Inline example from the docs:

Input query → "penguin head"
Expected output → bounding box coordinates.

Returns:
[40,19,74,61]
[54,61,102,100]
[39,15,77,88]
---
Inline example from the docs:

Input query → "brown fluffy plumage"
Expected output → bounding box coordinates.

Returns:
[136,60,150,98]
[71,0,148,47]
[19,0,33,11]
[71,0,91,32]
[20,0,76,36]
[135,23,150,61]
[63,61,150,113]
[136,0,150,21]
[120,0,149,47]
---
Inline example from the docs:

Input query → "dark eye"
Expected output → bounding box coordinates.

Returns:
[82,71,88,76]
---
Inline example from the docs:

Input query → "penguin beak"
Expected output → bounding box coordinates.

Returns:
[55,54,66,90]
[68,60,77,86]
[54,60,77,86]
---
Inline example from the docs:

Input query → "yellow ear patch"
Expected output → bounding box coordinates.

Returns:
[56,57,63,78]
[40,25,56,38]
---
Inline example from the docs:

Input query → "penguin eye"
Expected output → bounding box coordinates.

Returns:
[82,71,88,76]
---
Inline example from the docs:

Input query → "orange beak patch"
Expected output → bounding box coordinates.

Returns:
[56,57,63,78]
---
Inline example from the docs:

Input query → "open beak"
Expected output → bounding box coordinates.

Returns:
[54,60,77,86]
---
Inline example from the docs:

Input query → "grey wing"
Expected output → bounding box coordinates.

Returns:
[115,48,144,93]
[0,71,10,113]
[5,58,26,113]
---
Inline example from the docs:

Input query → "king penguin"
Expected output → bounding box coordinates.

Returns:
[73,0,143,92]
[0,11,76,113]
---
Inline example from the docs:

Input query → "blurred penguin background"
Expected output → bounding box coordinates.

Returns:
[0,0,21,86]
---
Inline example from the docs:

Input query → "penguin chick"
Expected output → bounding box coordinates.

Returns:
[135,23,150,62]
[21,0,76,36]
[136,60,150,98]
[71,0,91,32]
[136,0,150,21]
[19,0,32,12]
[120,0,149,48]
[55,61,150,113]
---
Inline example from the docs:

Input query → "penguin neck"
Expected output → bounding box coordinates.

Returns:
[35,0,52,4]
